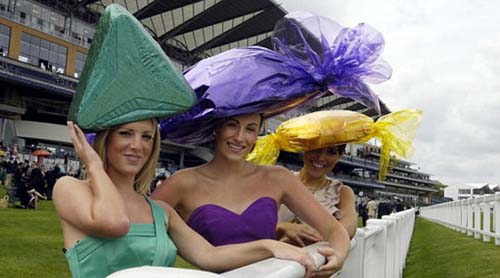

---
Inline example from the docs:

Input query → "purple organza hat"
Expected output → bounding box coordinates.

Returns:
[160,11,392,144]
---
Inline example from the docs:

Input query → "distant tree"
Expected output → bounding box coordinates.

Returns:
[433,182,447,198]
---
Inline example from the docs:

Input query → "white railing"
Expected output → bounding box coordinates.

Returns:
[420,193,500,246]
[222,209,416,278]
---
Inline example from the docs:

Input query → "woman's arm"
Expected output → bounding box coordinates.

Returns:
[276,167,350,277]
[276,221,323,247]
[337,185,358,239]
[158,201,316,274]
[53,122,129,238]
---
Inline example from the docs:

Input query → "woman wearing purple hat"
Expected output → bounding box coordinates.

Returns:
[153,11,393,277]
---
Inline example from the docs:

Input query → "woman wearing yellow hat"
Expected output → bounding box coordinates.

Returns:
[248,109,422,245]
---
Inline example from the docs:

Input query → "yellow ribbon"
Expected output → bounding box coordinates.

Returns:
[247,109,422,180]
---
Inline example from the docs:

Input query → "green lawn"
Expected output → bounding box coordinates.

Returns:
[404,217,500,278]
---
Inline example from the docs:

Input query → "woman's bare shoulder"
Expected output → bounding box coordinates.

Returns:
[337,183,356,204]
[162,167,200,191]
[259,164,298,183]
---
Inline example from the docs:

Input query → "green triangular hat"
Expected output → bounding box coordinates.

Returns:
[68,4,196,131]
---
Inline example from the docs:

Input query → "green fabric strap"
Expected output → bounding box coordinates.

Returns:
[147,196,169,266]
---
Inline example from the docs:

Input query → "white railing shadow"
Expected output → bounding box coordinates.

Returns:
[420,192,500,246]
[222,209,416,278]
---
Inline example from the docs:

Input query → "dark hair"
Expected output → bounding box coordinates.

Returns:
[216,113,265,134]
[338,144,347,155]
[258,113,265,129]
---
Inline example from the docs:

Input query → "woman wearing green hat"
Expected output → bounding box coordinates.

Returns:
[53,4,316,277]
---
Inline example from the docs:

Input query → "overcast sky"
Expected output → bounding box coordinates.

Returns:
[280,0,500,186]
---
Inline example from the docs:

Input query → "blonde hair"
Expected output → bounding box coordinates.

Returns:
[93,119,160,195]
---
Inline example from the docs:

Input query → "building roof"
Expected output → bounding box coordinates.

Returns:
[447,183,498,190]
[81,0,286,68]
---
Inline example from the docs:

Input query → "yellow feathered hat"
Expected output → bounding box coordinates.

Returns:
[247,109,422,180]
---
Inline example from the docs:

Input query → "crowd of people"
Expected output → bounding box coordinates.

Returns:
[357,195,414,226]
[0,148,68,208]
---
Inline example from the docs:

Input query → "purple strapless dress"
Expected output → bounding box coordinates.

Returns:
[187,197,278,246]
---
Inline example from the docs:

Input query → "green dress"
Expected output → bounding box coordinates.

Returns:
[64,197,177,277]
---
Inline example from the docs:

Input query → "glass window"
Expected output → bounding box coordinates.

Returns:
[19,32,67,73]
[29,44,39,57]
[20,41,30,54]
[39,47,48,60]
[0,24,10,35]
[0,23,10,55]
[31,35,40,45]
[57,53,65,66]
[48,50,57,63]
[59,45,67,54]
[21,32,30,42]
[50,41,58,51]
[74,51,87,76]
[41,39,50,49]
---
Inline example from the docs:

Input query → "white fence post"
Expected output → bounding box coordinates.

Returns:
[454,201,461,232]
[467,198,474,236]
[419,194,499,247]
[362,223,386,278]
[474,197,482,239]
[339,230,364,278]
[482,197,491,242]
[461,199,467,234]
[382,215,400,278]
[495,193,500,246]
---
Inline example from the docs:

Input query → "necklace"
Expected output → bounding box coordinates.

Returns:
[299,170,331,193]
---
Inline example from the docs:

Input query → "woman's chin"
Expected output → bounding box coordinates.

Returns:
[305,169,326,179]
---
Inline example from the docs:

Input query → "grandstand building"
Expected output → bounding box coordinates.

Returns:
[444,183,499,201]
[0,0,439,203]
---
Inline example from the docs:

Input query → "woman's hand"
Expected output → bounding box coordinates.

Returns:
[67,121,103,170]
[267,240,317,277]
[311,247,343,278]
[277,222,324,247]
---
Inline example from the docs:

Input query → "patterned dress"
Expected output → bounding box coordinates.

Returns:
[278,175,344,223]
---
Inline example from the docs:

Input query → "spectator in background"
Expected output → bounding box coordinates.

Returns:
[14,162,30,208]
[367,196,378,219]
[0,157,7,186]
[377,197,393,219]
[45,165,60,200]
[30,163,46,197]
[167,162,178,175]
[395,198,404,212]
[358,196,368,227]
[149,174,166,195]
[58,163,66,176]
